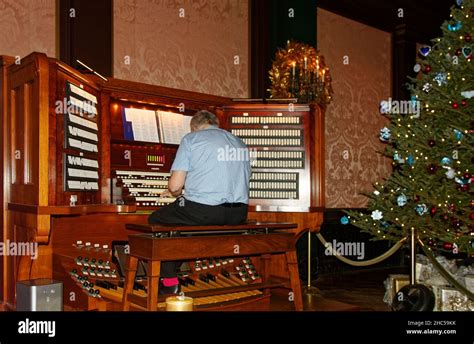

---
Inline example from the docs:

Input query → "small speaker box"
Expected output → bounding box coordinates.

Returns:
[16,279,63,311]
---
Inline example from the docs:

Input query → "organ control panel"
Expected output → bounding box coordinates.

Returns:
[110,102,323,213]
[222,103,323,212]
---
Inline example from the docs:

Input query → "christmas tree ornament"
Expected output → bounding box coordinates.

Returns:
[465,34,472,42]
[379,127,391,142]
[428,139,436,147]
[448,203,456,212]
[393,151,404,163]
[470,213,474,221]
[340,216,349,225]
[463,172,471,180]
[430,206,437,216]
[454,129,463,140]
[414,195,420,202]
[441,157,452,166]
[448,21,462,31]
[443,242,453,250]
[455,48,462,56]
[434,72,448,86]
[416,204,428,216]
[419,46,431,57]
[423,65,432,73]
[445,168,456,179]
[422,83,432,92]
[461,90,474,98]
[413,63,421,73]
[456,0,462,6]
[397,194,407,207]
[452,102,459,109]
[462,46,472,58]
[371,210,383,220]
[461,100,467,106]
[407,155,415,166]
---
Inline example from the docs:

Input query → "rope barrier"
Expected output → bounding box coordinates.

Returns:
[315,233,407,266]
[314,232,474,300]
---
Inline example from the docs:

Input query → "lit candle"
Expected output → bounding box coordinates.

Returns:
[304,57,307,70]
[292,62,296,76]
[165,293,193,311]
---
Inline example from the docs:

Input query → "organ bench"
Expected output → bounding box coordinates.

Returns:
[122,222,303,311]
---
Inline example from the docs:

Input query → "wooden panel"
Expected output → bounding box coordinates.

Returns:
[0,55,15,302]
[7,53,49,206]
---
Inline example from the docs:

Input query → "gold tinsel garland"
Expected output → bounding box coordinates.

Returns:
[268,40,333,107]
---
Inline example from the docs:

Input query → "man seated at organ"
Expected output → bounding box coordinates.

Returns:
[148,110,252,294]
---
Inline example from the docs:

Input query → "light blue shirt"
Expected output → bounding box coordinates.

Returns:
[171,125,251,206]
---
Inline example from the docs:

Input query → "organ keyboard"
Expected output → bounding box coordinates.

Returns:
[113,170,176,207]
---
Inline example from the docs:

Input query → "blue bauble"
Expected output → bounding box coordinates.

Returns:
[441,157,452,166]
[456,0,463,6]
[397,194,407,207]
[447,21,462,32]
[415,204,428,216]
[407,155,415,166]
[379,127,391,142]
[454,129,462,140]
[340,216,349,225]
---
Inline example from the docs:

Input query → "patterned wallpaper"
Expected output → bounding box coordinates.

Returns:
[0,0,55,58]
[317,9,392,208]
[114,0,249,98]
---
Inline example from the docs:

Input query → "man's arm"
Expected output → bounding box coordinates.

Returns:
[167,170,187,197]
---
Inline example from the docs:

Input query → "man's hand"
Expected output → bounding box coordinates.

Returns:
[160,189,173,198]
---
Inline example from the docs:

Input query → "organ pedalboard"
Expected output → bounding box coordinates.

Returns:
[69,240,263,309]
[113,170,176,207]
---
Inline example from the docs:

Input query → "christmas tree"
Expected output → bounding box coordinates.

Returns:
[346,0,473,256]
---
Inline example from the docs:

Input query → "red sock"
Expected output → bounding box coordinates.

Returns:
[162,277,179,287]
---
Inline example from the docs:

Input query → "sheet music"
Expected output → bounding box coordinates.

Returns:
[124,108,160,143]
[157,111,191,144]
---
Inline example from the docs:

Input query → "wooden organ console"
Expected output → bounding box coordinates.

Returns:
[0,52,325,311]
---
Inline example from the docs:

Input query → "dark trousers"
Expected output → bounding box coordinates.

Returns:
[148,197,248,278]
